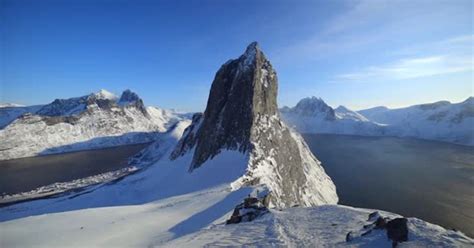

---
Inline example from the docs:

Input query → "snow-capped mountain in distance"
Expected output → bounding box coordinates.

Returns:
[0,89,185,160]
[358,97,474,145]
[280,96,384,136]
[0,42,471,247]
[0,103,25,108]
[282,96,474,146]
[335,105,370,122]
[0,104,44,129]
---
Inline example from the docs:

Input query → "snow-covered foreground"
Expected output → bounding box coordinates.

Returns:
[166,206,474,247]
[0,185,252,247]
[0,130,253,247]
[2,189,472,247]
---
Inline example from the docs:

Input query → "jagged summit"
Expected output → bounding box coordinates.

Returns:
[285,96,336,120]
[34,89,149,117]
[171,42,338,207]
[119,89,140,103]
[118,89,149,117]
[171,42,278,168]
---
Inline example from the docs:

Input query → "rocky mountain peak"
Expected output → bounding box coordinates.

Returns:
[118,89,149,117]
[119,89,140,103]
[289,96,336,120]
[170,42,338,208]
[35,89,149,118]
[171,41,278,168]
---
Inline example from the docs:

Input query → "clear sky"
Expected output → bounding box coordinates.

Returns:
[1,0,473,111]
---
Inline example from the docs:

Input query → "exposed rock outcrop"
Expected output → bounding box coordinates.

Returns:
[171,42,338,208]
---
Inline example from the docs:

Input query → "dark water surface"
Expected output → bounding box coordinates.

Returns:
[303,133,474,238]
[0,143,149,195]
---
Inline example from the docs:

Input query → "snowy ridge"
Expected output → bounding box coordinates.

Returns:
[358,97,474,145]
[281,97,384,136]
[283,96,474,145]
[0,104,44,129]
[164,205,473,247]
[0,103,24,108]
[0,89,186,160]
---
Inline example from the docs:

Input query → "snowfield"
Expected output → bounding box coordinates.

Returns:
[1,186,472,247]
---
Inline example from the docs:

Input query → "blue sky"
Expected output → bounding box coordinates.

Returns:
[1,0,472,111]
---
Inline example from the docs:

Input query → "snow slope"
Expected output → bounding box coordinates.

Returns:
[2,187,472,248]
[0,90,185,160]
[280,97,384,136]
[359,97,474,145]
[0,134,253,247]
[166,205,474,247]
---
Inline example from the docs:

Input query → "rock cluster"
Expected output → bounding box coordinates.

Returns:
[226,194,270,225]
[346,211,408,247]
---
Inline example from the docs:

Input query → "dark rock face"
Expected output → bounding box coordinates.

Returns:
[171,42,278,169]
[42,115,80,126]
[119,89,149,117]
[170,42,338,207]
[386,218,408,246]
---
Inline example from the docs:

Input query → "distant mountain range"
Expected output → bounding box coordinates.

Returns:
[0,89,184,160]
[281,96,474,146]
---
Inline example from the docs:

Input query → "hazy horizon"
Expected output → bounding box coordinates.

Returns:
[2,87,472,112]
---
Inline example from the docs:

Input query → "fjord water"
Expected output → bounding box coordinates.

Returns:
[303,134,474,238]
[0,143,149,195]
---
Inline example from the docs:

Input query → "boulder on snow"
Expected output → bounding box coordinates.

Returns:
[226,194,269,225]
[348,213,409,246]
[374,216,388,229]
[386,218,408,247]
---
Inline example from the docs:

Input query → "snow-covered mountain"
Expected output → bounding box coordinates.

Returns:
[0,104,44,129]
[0,43,471,247]
[280,96,385,136]
[358,97,474,145]
[0,89,184,160]
[282,96,474,146]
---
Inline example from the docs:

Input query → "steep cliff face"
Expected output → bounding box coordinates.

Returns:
[171,42,338,208]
